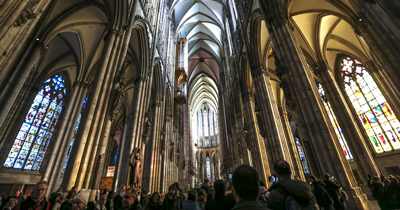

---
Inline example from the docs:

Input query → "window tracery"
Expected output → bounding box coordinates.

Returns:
[295,137,310,174]
[4,75,66,170]
[342,57,400,153]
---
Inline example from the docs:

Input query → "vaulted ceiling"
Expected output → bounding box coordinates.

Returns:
[171,0,224,113]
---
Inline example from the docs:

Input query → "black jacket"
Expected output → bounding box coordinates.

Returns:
[114,195,123,210]
[232,200,268,210]
[322,180,344,210]
[268,179,315,210]
[161,193,175,210]
[204,195,235,210]
[126,200,144,210]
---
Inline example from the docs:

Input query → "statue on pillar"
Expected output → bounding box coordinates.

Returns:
[129,148,142,191]
[142,111,153,144]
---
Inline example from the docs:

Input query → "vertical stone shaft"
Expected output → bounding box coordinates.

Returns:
[263,12,369,207]
[242,96,271,184]
[66,31,117,190]
[319,69,380,185]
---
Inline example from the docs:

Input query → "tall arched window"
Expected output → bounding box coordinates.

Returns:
[295,137,310,174]
[204,110,209,136]
[210,110,214,135]
[4,75,66,170]
[206,157,211,180]
[318,84,353,160]
[62,96,88,173]
[199,110,203,137]
[342,57,400,153]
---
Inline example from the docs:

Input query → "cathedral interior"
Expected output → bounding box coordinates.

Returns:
[0,0,399,209]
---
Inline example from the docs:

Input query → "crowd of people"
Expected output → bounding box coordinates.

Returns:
[1,161,400,210]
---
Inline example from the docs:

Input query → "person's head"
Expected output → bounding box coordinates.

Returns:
[71,186,77,193]
[118,186,125,195]
[57,193,67,204]
[188,190,198,202]
[274,160,291,179]
[232,165,260,201]
[168,184,176,194]
[204,178,209,184]
[293,174,300,180]
[123,188,137,208]
[151,192,160,203]
[31,180,48,200]
[66,190,77,201]
[6,198,18,208]
[15,191,20,197]
[100,195,107,206]
[72,189,90,210]
[324,173,333,182]
[213,180,226,197]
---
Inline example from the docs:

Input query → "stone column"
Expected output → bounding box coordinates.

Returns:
[279,106,305,181]
[250,67,294,171]
[257,2,369,207]
[65,30,120,190]
[318,67,380,192]
[45,81,89,194]
[113,117,129,190]
[241,93,271,183]
[351,0,400,93]
[210,161,214,183]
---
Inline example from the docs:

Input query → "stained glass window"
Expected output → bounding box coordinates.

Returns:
[295,137,310,174]
[210,111,214,135]
[62,96,88,173]
[342,57,400,153]
[205,139,210,147]
[211,139,215,147]
[4,75,66,170]
[113,148,118,166]
[318,84,353,160]
[204,110,209,136]
[206,157,211,180]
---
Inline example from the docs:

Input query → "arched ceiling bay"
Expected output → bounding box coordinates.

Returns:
[288,0,370,74]
[172,0,224,114]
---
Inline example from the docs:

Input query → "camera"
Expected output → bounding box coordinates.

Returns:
[269,176,278,183]
[229,172,233,182]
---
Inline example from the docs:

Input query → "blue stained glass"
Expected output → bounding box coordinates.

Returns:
[62,96,88,173]
[4,75,66,170]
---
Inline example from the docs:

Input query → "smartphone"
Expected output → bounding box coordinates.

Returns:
[332,176,335,179]
[229,172,233,182]
[269,176,277,183]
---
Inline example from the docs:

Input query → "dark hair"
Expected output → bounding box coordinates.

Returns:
[309,175,318,181]
[274,160,291,176]
[66,191,76,200]
[188,190,198,201]
[214,180,225,197]
[260,180,266,187]
[168,184,177,191]
[36,180,48,187]
[125,188,137,198]
[232,165,260,200]
[204,178,209,183]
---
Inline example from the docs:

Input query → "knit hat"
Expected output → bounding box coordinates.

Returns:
[74,189,91,205]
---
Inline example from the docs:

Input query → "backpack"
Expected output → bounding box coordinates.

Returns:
[285,195,318,210]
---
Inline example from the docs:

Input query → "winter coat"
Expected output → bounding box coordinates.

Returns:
[388,178,400,208]
[204,195,234,210]
[125,200,144,210]
[12,196,50,210]
[267,179,315,210]
[370,179,391,210]
[161,193,174,210]
[232,200,268,210]
[173,194,184,210]
[145,193,161,210]
[182,200,199,210]
[311,181,334,208]
[322,180,344,210]
[113,195,123,210]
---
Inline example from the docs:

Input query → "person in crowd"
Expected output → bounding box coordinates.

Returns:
[114,187,125,210]
[369,176,391,210]
[123,188,143,210]
[182,190,199,210]
[3,198,18,210]
[268,160,315,210]
[293,175,301,181]
[186,184,191,192]
[52,193,67,210]
[388,176,400,208]
[140,189,149,209]
[338,187,348,209]
[322,174,344,210]
[5,191,20,204]
[162,184,176,210]
[196,189,206,210]
[308,175,334,210]
[49,188,64,209]
[96,195,107,210]
[1,192,6,209]
[12,180,50,210]
[72,189,90,210]
[204,180,234,210]
[144,192,161,210]
[60,191,77,210]
[71,187,78,194]
[258,180,268,207]
[230,165,267,210]
[105,191,115,210]
[224,193,236,210]
[200,180,212,198]
[173,189,185,210]
[96,190,101,203]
